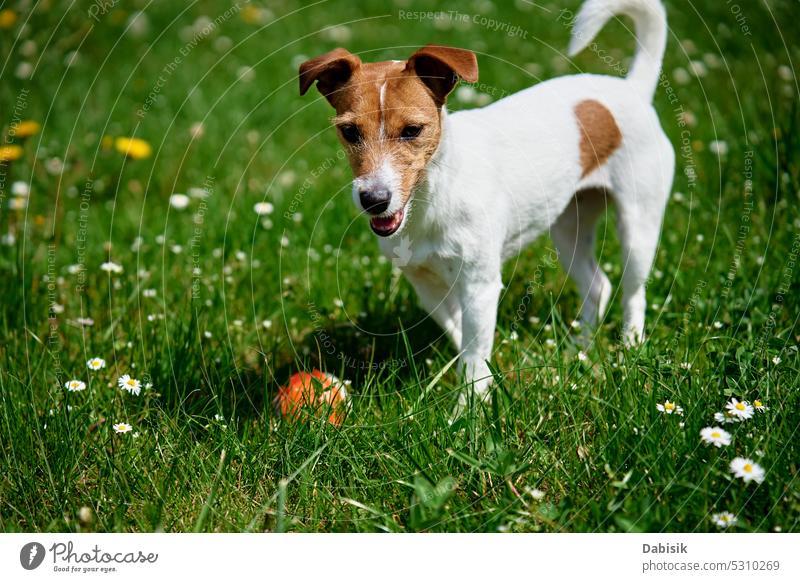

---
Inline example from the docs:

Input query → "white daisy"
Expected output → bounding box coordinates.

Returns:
[100,261,123,274]
[188,186,209,199]
[711,511,737,529]
[11,181,30,196]
[656,401,684,415]
[9,197,27,210]
[672,66,691,85]
[777,65,793,81]
[725,398,754,421]
[730,457,765,484]
[78,506,93,524]
[689,60,708,77]
[702,52,722,68]
[753,399,768,413]
[528,488,545,501]
[87,357,106,370]
[455,85,477,103]
[577,351,588,362]
[169,193,190,210]
[253,201,274,216]
[117,374,141,395]
[708,140,729,156]
[713,411,737,425]
[700,426,731,448]
[45,157,64,175]
[65,379,86,392]
[113,422,133,434]
[237,65,255,82]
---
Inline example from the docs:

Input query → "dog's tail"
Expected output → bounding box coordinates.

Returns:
[567,0,667,102]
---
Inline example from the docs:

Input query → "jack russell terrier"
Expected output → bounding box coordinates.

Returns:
[300,0,674,403]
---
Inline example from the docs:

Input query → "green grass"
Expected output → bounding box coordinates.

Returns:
[1,0,799,532]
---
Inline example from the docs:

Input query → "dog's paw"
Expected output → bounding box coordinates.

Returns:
[449,375,493,421]
[622,327,645,347]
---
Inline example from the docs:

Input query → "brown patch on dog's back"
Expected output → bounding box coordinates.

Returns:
[575,99,622,178]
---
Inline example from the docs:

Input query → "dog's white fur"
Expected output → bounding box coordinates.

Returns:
[371,0,674,400]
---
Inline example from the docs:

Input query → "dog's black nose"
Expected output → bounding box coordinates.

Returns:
[359,189,391,215]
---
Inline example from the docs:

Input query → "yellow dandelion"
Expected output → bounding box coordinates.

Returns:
[0,145,24,163]
[14,120,40,138]
[114,137,152,160]
[0,9,17,29]
[240,5,264,24]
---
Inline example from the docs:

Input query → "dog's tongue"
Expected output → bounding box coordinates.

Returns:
[370,208,404,236]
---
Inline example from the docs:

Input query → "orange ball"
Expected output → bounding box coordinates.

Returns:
[274,370,350,427]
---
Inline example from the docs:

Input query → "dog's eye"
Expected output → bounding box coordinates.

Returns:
[400,125,423,140]
[339,124,361,144]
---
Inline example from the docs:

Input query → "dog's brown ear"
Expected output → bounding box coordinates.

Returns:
[406,45,478,105]
[299,48,362,102]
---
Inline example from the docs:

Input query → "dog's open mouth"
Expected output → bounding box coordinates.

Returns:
[369,208,405,237]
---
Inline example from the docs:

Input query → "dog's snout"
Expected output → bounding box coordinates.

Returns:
[359,188,391,215]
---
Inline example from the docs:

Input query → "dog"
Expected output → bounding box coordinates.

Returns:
[299,0,674,404]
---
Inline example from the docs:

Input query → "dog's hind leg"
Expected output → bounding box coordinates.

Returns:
[551,187,613,331]
[612,139,674,345]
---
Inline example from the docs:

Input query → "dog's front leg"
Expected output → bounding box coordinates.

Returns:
[404,268,462,350]
[457,271,503,403]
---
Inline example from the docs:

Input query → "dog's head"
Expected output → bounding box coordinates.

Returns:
[299,46,478,237]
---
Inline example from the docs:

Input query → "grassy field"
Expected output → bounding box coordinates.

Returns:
[0,0,798,533]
